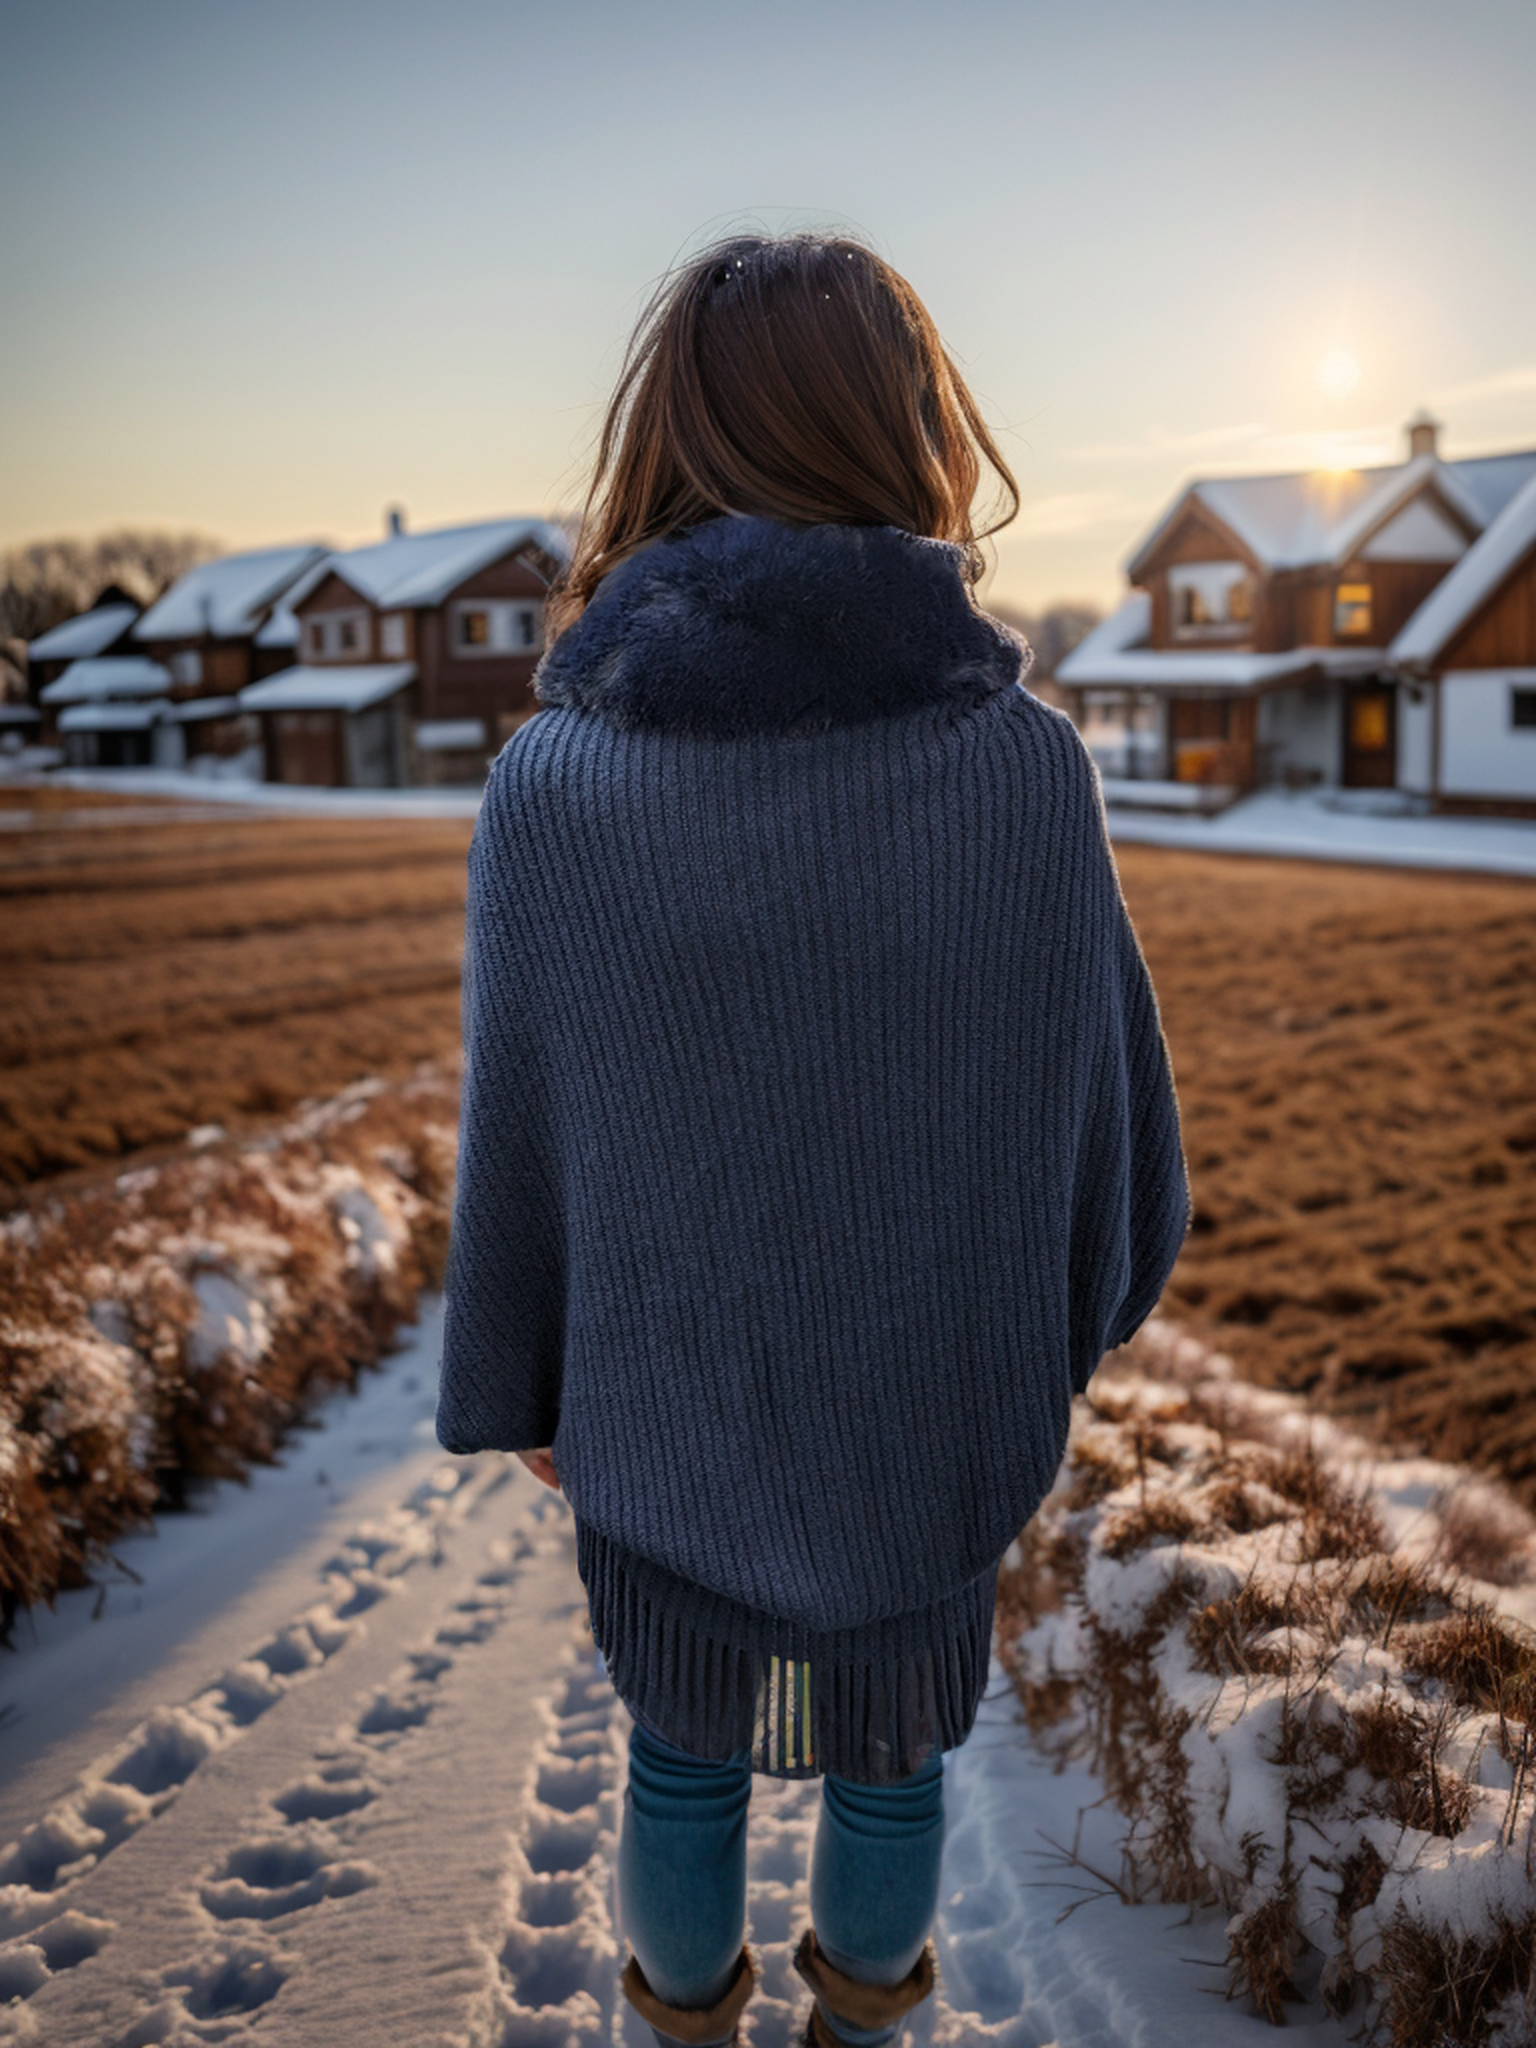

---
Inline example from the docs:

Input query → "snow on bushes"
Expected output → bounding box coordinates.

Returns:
[997,1319,1536,2046]
[0,1065,458,1628]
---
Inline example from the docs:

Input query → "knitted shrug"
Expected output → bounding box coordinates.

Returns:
[436,515,1191,1783]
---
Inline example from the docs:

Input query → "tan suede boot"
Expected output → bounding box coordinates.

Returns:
[620,1941,762,2048]
[791,1926,939,2048]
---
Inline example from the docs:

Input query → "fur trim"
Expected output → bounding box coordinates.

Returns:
[532,515,1032,737]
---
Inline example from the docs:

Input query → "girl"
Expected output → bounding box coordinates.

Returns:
[437,229,1189,2048]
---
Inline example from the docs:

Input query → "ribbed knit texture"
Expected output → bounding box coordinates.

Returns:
[436,516,1191,1785]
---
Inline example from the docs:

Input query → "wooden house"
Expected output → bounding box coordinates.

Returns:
[239,514,570,788]
[26,586,141,695]
[1058,418,1536,813]
[1389,471,1536,816]
[130,542,327,766]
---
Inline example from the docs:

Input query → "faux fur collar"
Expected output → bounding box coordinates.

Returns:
[531,514,1032,737]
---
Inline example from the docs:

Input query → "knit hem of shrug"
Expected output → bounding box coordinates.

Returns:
[576,1516,998,1785]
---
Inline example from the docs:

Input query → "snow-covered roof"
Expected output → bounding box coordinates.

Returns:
[1391,470,1536,669]
[238,663,416,714]
[1125,449,1536,579]
[316,518,570,611]
[253,600,302,649]
[415,718,488,750]
[57,699,169,732]
[40,656,173,705]
[1056,591,1382,691]
[133,544,328,644]
[164,695,244,722]
[28,602,140,662]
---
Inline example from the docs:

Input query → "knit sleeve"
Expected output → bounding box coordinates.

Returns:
[1062,731,1192,1394]
[435,764,565,1455]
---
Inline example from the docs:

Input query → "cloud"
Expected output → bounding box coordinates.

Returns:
[1014,492,1157,538]
[1064,422,1269,463]
[1429,363,1536,409]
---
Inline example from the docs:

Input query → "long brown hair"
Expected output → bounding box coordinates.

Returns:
[547,231,1019,642]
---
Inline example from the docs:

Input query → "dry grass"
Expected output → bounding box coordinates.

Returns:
[0,1066,458,1627]
[0,805,473,1189]
[1111,847,1536,1508]
[998,1323,1536,2042]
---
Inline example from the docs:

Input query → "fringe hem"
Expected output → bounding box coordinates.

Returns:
[574,1517,998,1786]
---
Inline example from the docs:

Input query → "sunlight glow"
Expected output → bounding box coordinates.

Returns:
[1318,350,1362,401]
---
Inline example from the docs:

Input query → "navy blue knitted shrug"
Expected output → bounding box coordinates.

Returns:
[435,515,1191,1783]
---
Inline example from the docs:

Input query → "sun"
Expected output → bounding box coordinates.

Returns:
[1318,350,1361,401]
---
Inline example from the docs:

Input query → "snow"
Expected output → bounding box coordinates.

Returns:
[252,601,303,650]
[35,767,487,817]
[1057,591,1383,689]
[1393,470,1536,667]
[132,546,327,645]
[414,719,487,750]
[0,1301,1363,2047]
[237,663,415,714]
[314,517,570,612]
[162,696,242,723]
[26,605,140,663]
[39,658,172,705]
[1125,449,1536,580]
[55,700,169,733]
[1103,783,1536,874]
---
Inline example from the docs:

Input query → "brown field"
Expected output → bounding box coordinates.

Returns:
[4,798,1533,1496]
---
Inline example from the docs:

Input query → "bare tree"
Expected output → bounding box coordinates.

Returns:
[989,600,1103,682]
[0,530,224,642]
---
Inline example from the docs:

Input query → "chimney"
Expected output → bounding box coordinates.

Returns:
[1406,411,1441,461]
[386,504,406,538]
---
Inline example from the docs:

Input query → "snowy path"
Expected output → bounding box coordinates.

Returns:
[0,1307,1352,2047]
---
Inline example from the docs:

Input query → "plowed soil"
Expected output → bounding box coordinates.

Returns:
[5,797,1533,1495]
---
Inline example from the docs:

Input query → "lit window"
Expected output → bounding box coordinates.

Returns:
[1349,692,1390,749]
[460,608,491,647]
[1168,562,1253,636]
[1513,688,1536,730]
[1334,584,1373,636]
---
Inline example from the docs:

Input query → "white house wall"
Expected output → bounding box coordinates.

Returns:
[1398,684,1434,794]
[1256,680,1338,783]
[1439,672,1536,800]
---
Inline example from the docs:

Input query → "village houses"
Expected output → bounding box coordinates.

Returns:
[35,546,326,768]
[27,513,570,785]
[238,513,569,787]
[1058,416,1536,816]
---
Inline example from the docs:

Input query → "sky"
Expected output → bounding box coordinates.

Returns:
[3,0,1535,612]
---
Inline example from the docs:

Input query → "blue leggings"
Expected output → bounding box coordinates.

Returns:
[618,1717,945,2042]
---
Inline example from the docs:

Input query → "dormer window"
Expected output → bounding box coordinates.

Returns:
[1334,583,1373,637]
[1168,562,1253,638]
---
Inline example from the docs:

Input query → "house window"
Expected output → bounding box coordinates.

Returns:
[1349,693,1390,749]
[1168,562,1253,637]
[304,610,372,661]
[380,613,408,659]
[1334,583,1374,637]
[452,600,544,656]
[1512,688,1536,730]
[170,650,202,686]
